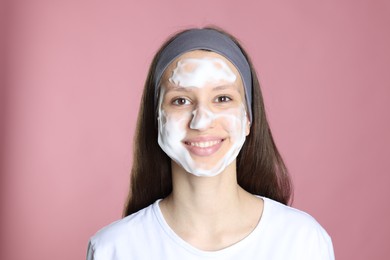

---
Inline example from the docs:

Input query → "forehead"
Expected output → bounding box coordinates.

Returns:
[161,50,242,84]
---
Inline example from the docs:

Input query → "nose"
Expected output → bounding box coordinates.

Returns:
[189,107,215,130]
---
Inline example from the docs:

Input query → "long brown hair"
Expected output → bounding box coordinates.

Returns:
[123,27,292,216]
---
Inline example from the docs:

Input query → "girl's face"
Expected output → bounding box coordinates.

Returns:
[157,51,250,177]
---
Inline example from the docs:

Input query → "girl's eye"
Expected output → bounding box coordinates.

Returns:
[172,98,190,106]
[215,96,232,103]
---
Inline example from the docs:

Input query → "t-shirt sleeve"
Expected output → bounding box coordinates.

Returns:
[307,224,335,260]
[86,240,94,260]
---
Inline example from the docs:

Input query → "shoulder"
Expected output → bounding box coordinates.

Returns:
[260,197,333,242]
[262,196,328,231]
[260,197,334,259]
[88,201,159,255]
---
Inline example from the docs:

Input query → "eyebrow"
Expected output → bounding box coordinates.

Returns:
[211,85,239,91]
[166,86,192,92]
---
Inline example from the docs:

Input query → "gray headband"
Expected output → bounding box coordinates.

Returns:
[154,28,253,122]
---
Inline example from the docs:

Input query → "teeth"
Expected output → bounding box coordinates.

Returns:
[189,140,221,148]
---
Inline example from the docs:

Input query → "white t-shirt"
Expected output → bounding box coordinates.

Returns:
[87,197,334,259]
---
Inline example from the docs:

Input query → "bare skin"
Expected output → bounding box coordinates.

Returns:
[159,161,264,251]
[159,50,264,251]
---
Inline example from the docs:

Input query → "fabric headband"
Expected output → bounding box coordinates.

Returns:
[154,28,253,122]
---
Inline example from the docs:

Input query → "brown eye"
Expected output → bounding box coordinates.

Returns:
[172,98,190,106]
[215,96,232,103]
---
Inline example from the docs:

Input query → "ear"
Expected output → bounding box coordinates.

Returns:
[245,116,251,136]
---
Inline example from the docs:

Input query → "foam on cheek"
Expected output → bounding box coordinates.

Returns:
[169,58,236,87]
[158,110,189,162]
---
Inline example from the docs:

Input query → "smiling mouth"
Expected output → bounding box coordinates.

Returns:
[184,139,224,148]
[182,138,225,157]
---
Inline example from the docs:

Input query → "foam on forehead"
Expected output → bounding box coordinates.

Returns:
[154,28,253,122]
[169,57,237,87]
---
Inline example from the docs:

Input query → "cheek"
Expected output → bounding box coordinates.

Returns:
[160,111,191,139]
[217,108,246,137]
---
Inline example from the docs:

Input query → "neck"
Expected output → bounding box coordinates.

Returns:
[162,161,246,227]
[159,161,264,251]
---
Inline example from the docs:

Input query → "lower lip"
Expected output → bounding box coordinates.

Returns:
[184,140,224,157]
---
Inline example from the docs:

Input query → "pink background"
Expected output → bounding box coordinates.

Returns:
[2,0,390,259]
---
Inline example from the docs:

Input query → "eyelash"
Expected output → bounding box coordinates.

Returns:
[172,98,191,106]
[214,95,232,103]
